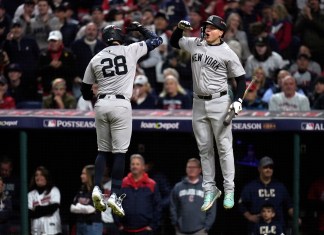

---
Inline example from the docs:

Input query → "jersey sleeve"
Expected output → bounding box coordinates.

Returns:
[82,61,96,84]
[227,49,246,78]
[178,37,196,53]
[129,41,149,61]
[50,187,61,204]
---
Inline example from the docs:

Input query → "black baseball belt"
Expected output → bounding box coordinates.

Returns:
[194,90,227,100]
[98,94,125,99]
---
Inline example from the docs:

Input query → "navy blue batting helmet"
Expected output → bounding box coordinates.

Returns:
[203,15,227,32]
[102,25,125,44]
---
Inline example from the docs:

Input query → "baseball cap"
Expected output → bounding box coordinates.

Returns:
[7,63,22,73]
[134,75,148,85]
[52,78,66,88]
[254,37,268,46]
[315,76,324,85]
[155,10,168,21]
[48,30,63,41]
[258,156,274,168]
[297,53,310,60]
[11,20,22,28]
[0,75,8,85]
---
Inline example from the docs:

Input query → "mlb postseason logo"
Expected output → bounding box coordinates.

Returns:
[301,122,314,130]
[43,119,57,128]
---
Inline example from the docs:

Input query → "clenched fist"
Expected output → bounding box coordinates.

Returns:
[178,20,193,30]
[126,21,142,32]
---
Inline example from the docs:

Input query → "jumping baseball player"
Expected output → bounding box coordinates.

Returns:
[170,15,246,210]
[81,23,162,217]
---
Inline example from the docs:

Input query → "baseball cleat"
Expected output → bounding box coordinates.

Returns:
[201,188,222,211]
[108,193,126,217]
[92,186,107,212]
[223,192,234,209]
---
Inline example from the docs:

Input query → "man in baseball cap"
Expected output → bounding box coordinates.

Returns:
[258,156,274,168]
[48,30,63,41]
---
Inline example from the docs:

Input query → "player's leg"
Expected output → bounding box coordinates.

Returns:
[107,100,132,216]
[92,104,112,212]
[192,99,221,211]
[210,95,235,209]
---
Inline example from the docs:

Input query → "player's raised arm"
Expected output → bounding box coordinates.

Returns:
[126,21,162,51]
[170,20,193,49]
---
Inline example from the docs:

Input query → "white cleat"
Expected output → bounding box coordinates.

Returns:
[108,193,126,217]
[92,186,107,212]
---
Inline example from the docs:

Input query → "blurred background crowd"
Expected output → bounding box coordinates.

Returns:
[0,0,324,111]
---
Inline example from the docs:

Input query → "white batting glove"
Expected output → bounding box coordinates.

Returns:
[178,20,193,30]
[229,98,242,115]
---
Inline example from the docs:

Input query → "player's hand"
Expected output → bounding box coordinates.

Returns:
[178,20,193,30]
[126,21,142,32]
[229,98,242,115]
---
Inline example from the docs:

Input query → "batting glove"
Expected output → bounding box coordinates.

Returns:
[229,98,243,115]
[126,21,142,32]
[178,20,193,30]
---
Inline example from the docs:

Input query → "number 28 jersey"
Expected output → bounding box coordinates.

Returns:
[83,42,148,100]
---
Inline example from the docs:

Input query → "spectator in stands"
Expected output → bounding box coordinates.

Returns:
[245,36,288,80]
[71,22,106,98]
[38,30,77,95]
[262,70,297,104]
[310,76,324,109]
[290,53,318,96]
[269,3,293,60]
[269,75,310,111]
[28,166,62,235]
[42,78,76,109]
[2,20,40,91]
[0,3,12,45]
[250,66,268,98]
[238,156,296,234]
[0,157,20,217]
[236,0,260,49]
[70,165,103,235]
[62,2,79,26]
[12,0,36,35]
[160,0,188,29]
[223,12,251,66]
[76,6,108,40]
[253,203,284,235]
[170,158,216,235]
[289,45,322,77]
[6,63,32,105]
[118,154,161,234]
[0,76,15,109]
[306,176,324,235]
[157,74,192,110]
[242,80,268,110]
[161,53,192,92]
[295,0,324,68]
[76,83,98,111]
[0,176,12,235]
[0,49,9,75]
[131,74,157,110]
[154,11,170,59]
[187,7,204,38]
[145,157,172,235]
[26,0,60,50]
[53,4,79,48]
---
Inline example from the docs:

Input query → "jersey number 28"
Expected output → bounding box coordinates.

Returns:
[101,56,128,77]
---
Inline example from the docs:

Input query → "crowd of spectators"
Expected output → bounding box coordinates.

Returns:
[0,0,324,111]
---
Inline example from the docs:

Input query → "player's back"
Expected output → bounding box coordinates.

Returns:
[90,43,147,99]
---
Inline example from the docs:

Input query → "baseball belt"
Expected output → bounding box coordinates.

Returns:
[98,94,126,100]
[194,90,227,100]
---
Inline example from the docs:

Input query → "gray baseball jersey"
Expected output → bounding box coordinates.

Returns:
[83,42,147,99]
[83,42,148,153]
[178,36,245,194]
[179,37,245,95]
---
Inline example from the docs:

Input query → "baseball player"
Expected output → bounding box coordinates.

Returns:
[170,15,246,210]
[81,23,162,217]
